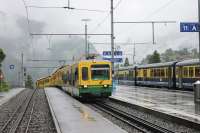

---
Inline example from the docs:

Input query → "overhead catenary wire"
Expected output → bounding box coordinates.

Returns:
[114,0,123,9]
[144,0,177,19]
[90,0,123,33]
[27,5,108,13]
[116,0,177,44]
[22,0,31,35]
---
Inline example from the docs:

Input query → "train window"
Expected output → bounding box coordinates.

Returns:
[195,67,200,77]
[91,64,110,80]
[129,70,133,80]
[183,67,188,77]
[155,69,160,77]
[175,67,179,77]
[136,71,139,77]
[82,67,88,80]
[189,67,194,78]
[143,69,146,77]
[150,69,153,77]
[161,69,165,77]
[166,68,169,77]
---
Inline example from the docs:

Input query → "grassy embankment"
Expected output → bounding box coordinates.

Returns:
[0,81,10,92]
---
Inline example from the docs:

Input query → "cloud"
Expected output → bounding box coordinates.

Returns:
[0,11,46,86]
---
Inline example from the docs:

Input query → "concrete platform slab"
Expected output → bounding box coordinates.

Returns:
[112,85,200,124]
[0,88,25,106]
[45,87,127,133]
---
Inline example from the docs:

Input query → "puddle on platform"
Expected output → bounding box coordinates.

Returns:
[73,104,96,122]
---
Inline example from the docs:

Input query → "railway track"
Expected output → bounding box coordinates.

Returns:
[0,89,35,133]
[93,102,175,133]
[0,89,56,133]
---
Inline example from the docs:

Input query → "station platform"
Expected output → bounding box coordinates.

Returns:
[112,85,200,125]
[0,88,25,106]
[45,87,127,133]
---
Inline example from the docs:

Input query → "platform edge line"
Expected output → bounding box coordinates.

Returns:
[44,89,62,133]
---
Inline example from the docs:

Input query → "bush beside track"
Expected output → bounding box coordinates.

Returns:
[0,81,10,92]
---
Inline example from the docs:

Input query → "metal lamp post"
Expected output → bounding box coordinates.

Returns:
[81,19,91,59]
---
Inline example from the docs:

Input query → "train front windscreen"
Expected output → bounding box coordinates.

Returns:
[91,64,110,80]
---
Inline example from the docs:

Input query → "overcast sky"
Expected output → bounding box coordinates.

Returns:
[0,0,199,63]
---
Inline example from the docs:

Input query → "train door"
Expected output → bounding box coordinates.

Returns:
[143,69,147,81]
[80,63,89,87]
[74,67,79,87]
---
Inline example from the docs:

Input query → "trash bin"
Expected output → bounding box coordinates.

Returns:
[193,80,200,103]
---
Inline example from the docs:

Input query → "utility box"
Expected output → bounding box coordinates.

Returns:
[194,81,200,103]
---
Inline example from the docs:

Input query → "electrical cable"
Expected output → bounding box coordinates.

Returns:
[90,0,123,33]
[117,0,177,41]
[22,0,31,35]
[114,0,123,9]
[27,5,108,13]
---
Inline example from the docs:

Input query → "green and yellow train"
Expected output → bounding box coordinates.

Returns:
[36,60,113,98]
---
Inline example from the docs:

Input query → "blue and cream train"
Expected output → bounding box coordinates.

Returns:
[36,60,113,98]
[115,59,200,90]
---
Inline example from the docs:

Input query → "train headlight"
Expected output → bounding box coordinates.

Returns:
[83,85,87,88]
[103,85,108,88]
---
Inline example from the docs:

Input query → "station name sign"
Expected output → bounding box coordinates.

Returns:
[103,51,123,56]
[103,51,123,63]
[180,22,200,32]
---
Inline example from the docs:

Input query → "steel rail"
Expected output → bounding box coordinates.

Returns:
[95,102,175,133]
[92,104,147,133]
[1,89,36,133]
[0,90,31,132]
[9,89,36,133]
[25,102,36,133]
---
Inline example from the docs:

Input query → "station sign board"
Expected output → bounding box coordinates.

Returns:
[9,64,15,70]
[103,51,123,56]
[103,51,123,63]
[180,22,200,32]
[103,58,123,63]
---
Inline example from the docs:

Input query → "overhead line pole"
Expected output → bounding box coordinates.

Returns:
[110,0,115,73]
[21,53,24,87]
[82,19,91,59]
[85,23,88,58]
[114,21,176,44]
[198,0,200,63]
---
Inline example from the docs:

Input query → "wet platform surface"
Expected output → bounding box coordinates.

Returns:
[0,88,25,106]
[45,87,127,133]
[112,85,200,124]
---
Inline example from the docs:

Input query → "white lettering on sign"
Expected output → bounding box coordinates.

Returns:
[183,26,188,31]
[192,26,197,31]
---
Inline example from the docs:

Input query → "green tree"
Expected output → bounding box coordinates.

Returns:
[124,57,130,66]
[191,48,198,58]
[0,48,6,67]
[148,50,161,64]
[25,75,34,89]
[161,48,176,62]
